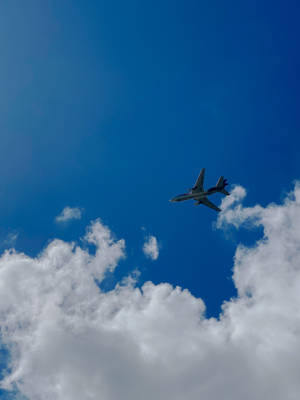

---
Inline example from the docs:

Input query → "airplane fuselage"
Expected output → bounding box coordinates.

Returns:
[171,186,220,202]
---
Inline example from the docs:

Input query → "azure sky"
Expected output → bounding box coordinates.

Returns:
[0,0,298,315]
[0,2,299,399]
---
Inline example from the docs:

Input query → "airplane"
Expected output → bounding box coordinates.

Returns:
[170,168,229,212]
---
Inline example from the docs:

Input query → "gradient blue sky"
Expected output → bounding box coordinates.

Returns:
[0,0,299,326]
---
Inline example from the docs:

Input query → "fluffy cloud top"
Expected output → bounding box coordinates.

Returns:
[55,206,83,223]
[1,185,300,399]
[143,235,159,260]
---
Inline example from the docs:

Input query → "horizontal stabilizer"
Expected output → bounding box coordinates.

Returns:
[216,176,224,188]
[221,189,230,196]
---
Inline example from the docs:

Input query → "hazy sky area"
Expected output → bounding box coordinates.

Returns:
[0,1,299,399]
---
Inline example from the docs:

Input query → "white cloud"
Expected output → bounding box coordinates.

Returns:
[143,235,159,260]
[55,206,83,223]
[1,232,18,248]
[1,186,300,399]
[216,185,264,229]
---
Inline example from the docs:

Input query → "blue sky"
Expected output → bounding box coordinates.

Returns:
[0,1,300,398]
[0,4,300,396]
[0,0,299,316]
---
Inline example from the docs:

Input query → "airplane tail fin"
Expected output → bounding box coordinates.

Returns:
[216,177,229,193]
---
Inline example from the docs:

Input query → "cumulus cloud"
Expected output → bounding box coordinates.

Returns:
[1,186,300,399]
[217,185,264,229]
[55,206,83,223]
[143,235,159,260]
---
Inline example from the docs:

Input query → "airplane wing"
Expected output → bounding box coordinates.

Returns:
[193,168,205,192]
[197,197,221,212]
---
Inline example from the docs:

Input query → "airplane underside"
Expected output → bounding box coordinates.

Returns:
[170,168,230,212]
[177,193,222,212]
